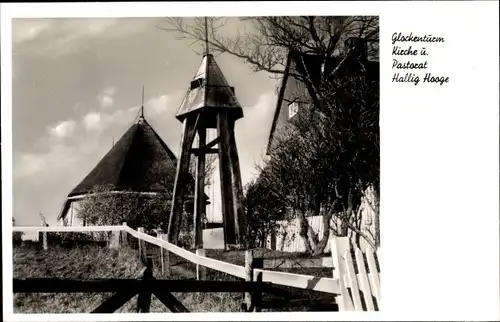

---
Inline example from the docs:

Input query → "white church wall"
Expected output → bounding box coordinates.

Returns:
[57,199,85,227]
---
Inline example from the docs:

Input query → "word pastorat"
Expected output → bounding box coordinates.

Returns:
[392,59,428,70]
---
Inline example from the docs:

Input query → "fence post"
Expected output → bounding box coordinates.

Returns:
[38,217,49,250]
[137,257,153,313]
[330,236,352,311]
[121,222,129,247]
[138,228,146,264]
[252,256,263,312]
[40,219,48,251]
[159,234,171,277]
[244,249,253,311]
[109,230,120,249]
[196,249,206,280]
[42,231,48,251]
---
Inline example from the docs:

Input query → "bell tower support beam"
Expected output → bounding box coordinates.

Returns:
[229,121,245,246]
[217,110,237,247]
[167,114,199,244]
[193,126,206,249]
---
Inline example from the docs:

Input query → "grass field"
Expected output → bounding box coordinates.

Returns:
[13,242,337,313]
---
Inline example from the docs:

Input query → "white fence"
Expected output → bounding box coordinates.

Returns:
[330,236,380,311]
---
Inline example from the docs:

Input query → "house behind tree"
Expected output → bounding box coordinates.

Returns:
[265,37,380,251]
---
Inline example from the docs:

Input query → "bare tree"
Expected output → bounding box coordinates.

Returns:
[160,16,378,111]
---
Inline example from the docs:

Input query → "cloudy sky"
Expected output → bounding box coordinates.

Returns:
[12,18,278,227]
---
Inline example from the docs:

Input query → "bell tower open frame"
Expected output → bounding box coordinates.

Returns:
[166,52,245,250]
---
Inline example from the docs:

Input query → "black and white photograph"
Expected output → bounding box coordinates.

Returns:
[3,1,499,321]
[10,15,380,313]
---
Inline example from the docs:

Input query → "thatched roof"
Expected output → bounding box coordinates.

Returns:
[69,116,180,196]
[58,115,209,220]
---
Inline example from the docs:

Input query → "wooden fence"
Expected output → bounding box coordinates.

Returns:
[330,236,380,311]
[12,224,380,312]
[13,257,270,313]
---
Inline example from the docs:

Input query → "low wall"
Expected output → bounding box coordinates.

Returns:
[203,228,225,249]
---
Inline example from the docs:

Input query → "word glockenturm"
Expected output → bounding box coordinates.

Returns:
[392,32,445,45]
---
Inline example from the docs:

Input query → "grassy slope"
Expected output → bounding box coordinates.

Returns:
[13,245,241,313]
[13,244,337,313]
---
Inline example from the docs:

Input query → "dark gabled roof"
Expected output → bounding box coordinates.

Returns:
[266,47,379,155]
[266,53,293,156]
[266,51,332,155]
[176,54,243,126]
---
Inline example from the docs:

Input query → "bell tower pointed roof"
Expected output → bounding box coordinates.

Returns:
[175,53,243,125]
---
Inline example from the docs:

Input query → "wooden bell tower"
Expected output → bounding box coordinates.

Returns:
[166,48,245,249]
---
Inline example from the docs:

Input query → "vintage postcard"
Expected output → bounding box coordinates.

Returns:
[1,1,498,321]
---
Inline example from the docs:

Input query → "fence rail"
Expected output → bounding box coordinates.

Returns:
[13,278,270,293]
[13,225,123,232]
[123,225,340,294]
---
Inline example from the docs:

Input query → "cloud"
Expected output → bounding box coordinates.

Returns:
[72,103,82,112]
[12,19,52,44]
[83,108,137,133]
[14,116,109,181]
[100,95,114,108]
[83,105,138,133]
[236,91,277,184]
[48,119,76,139]
[14,91,188,199]
[147,95,170,114]
[83,112,103,131]
[14,142,81,181]
[15,154,48,179]
[84,87,186,134]
[98,86,116,109]
[87,19,119,34]
[145,91,183,115]
[12,18,157,58]
[102,107,140,127]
